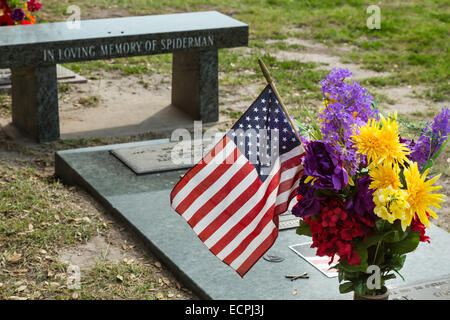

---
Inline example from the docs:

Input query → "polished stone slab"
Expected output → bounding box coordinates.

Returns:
[55,139,450,300]
[0,11,248,68]
[0,65,86,90]
[110,138,217,175]
[0,11,248,142]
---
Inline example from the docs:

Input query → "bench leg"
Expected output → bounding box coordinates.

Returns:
[11,65,59,142]
[172,50,218,123]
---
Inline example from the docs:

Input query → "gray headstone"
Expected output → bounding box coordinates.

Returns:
[110,138,219,174]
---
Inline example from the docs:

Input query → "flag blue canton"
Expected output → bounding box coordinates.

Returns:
[226,85,301,181]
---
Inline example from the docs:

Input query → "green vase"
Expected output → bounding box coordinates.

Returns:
[353,286,390,300]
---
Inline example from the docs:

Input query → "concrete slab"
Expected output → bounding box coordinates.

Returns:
[55,139,450,300]
[0,65,87,92]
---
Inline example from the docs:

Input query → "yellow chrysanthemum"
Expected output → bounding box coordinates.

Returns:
[352,118,383,163]
[373,186,410,230]
[404,162,446,228]
[352,114,410,166]
[369,162,401,190]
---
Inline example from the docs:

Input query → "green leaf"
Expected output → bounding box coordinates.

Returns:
[338,270,345,283]
[354,280,367,297]
[390,254,407,271]
[388,231,420,255]
[375,219,386,232]
[313,188,340,199]
[384,221,408,243]
[354,241,369,271]
[296,220,312,237]
[383,273,397,281]
[365,234,383,248]
[339,282,354,294]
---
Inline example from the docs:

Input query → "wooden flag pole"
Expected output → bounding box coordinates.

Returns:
[257,58,301,141]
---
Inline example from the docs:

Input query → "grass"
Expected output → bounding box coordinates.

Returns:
[37,0,449,103]
[0,156,193,300]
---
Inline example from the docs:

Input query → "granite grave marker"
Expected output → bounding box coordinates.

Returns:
[0,11,248,142]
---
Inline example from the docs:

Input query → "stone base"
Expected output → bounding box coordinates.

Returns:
[55,139,450,300]
[0,65,87,93]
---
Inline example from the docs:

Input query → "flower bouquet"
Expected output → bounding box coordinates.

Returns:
[0,0,42,26]
[292,68,448,298]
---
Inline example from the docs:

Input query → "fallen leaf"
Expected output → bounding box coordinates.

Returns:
[13,269,28,274]
[82,217,91,223]
[72,292,79,300]
[9,296,27,300]
[17,285,27,292]
[116,275,124,282]
[154,262,162,268]
[167,293,174,298]
[292,289,298,295]
[156,293,164,300]
[162,278,171,286]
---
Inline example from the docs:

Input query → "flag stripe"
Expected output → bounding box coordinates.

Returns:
[199,176,262,243]
[193,168,259,236]
[225,212,276,266]
[236,226,279,276]
[212,170,281,257]
[277,167,304,202]
[171,138,235,209]
[202,158,280,248]
[170,136,228,200]
[187,160,255,227]
[180,152,245,220]
[231,219,278,274]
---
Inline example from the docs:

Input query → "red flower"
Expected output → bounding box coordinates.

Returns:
[410,214,431,243]
[27,0,42,12]
[20,19,32,25]
[303,201,374,266]
[0,14,14,26]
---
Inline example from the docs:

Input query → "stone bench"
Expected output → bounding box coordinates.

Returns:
[0,11,248,142]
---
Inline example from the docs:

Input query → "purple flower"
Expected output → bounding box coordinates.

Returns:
[410,107,449,169]
[345,175,375,216]
[318,68,377,174]
[11,8,26,22]
[292,176,323,218]
[303,140,349,190]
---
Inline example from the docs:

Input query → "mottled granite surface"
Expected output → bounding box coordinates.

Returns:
[0,11,248,68]
[55,139,450,300]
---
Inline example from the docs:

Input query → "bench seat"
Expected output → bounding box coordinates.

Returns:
[0,11,248,142]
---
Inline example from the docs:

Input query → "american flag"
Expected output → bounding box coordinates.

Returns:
[170,85,305,277]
